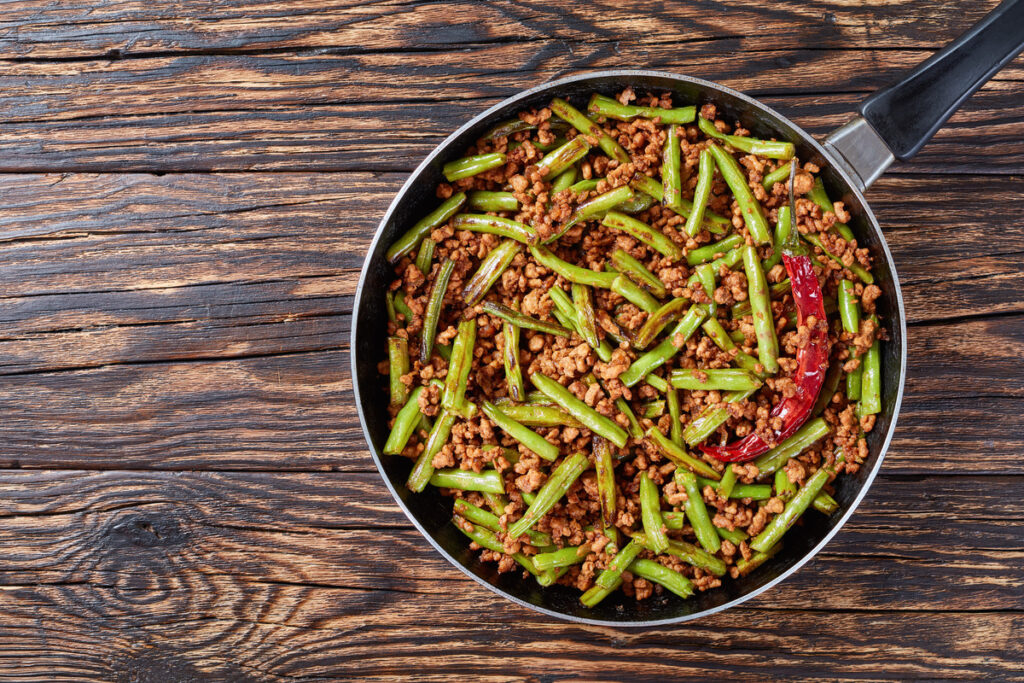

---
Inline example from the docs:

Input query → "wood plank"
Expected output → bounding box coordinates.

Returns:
[0,86,1019,175]
[0,0,1010,59]
[0,470,1019,614]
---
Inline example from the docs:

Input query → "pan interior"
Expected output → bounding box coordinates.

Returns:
[352,71,905,625]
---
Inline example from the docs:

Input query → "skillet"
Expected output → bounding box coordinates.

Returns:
[351,0,1024,625]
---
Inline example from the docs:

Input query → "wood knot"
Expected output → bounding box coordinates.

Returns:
[104,513,186,549]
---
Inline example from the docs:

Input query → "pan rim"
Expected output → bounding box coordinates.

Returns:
[351,69,908,627]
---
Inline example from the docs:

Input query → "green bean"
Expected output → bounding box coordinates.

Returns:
[684,148,715,237]
[629,298,684,350]
[662,124,683,211]
[775,469,797,502]
[803,232,874,284]
[593,437,619,545]
[551,97,630,164]
[761,161,796,191]
[717,465,737,499]
[443,152,506,181]
[670,368,762,392]
[610,249,667,298]
[847,361,863,401]
[415,238,436,275]
[686,248,743,287]
[502,322,525,402]
[529,245,618,288]
[645,426,721,480]
[532,373,628,448]
[572,283,600,349]
[638,472,668,553]
[736,541,781,576]
[481,301,571,337]
[694,263,717,314]
[859,326,882,416]
[764,205,792,272]
[701,318,763,377]
[666,388,684,446]
[717,526,748,545]
[839,280,860,335]
[752,417,831,475]
[608,398,639,441]
[420,258,455,363]
[814,491,840,515]
[611,274,661,313]
[696,477,772,500]
[808,177,856,242]
[628,558,694,599]
[393,291,415,323]
[386,192,467,264]
[482,117,569,140]
[508,451,590,538]
[550,185,636,242]
[682,388,756,446]
[676,469,721,553]
[616,190,658,214]
[751,459,836,552]
[466,190,519,213]
[588,93,696,124]
[482,401,559,461]
[813,358,843,417]
[664,539,728,577]
[468,240,524,307]
[387,336,410,407]
[453,498,551,547]
[534,546,588,571]
[602,211,684,261]
[537,136,591,179]
[435,341,452,362]
[386,290,397,323]
[741,245,780,374]
[442,319,476,411]
[687,234,745,267]
[731,279,792,319]
[452,214,537,245]
[580,538,645,607]
[383,386,428,455]
[550,166,578,194]
[550,286,614,361]
[454,521,543,578]
[430,468,505,494]
[619,304,710,386]
[708,143,772,244]
[407,408,457,492]
[698,116,795,160]
[522,491,537,506]
[640,400,666,418]
[495,403,583,429]
[630,173,731,232]
[644,373,669,393]
[569,178,602,194]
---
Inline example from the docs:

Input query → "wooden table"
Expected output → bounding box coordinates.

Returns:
[0,1,1021,679]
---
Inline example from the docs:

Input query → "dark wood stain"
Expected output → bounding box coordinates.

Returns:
[0,0,1019,679]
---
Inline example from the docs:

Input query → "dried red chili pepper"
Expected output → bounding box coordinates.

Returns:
[700,169,832,463]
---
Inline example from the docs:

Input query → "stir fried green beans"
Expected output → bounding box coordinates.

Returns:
[386,192,466,264]
[752,417,831,474]
[676,470,721,553]
[697,116,795,160]
[838,280,860,334]
[453,499,551,547]
[610,249,667,298]
[718,466,738,499]
[762,161,796,191]
[453,214,538,244]
[619,304,710,386]
[534,546,588,571]
[775,469,797,502]
[430,468,505,493]
[682,388,756,446]
[670,368,762,392]
[808,177,856,242]
[859,320,882,416]
[420,258,455,363]
[537,136,591,178]
[687,234,745,266]
[494,403,583,429]
[467,190,519,212]
[602,211,684,260]
[611,274,661,313]
[508,451,590,538]
[464,240,520,306]
[593,437,618,545]
[731,279,792,320]
[443,152,506,181]
[751,459,837,552]
[645,426,720,479]
[662,124,683,211]
[708,143,772,244]
[572,283,600,349]
[482,401,559,461]
[588,93,696,124]
[742,245,780,374]
[481,301,571,337]
[415,238,436,275]
[630,173,731,231]
[632,298,689,350]
[551,97,630,163]
[383,385,428,455]
[388,337,409,406]
[442,319,476,411]
[701,318,763,377]
[502,322,525,401]
[640,472,669,553]
[530,245,618,288]
[407,408,457,492]
[764,204,792,272]
[580,538,645,607]
[736,542,782,576]
[803,232,874,284]
[685,148,715,237]
[551,185,636,241]
[664,539,728,576]
[667,387,683,446]
[532,374,628,448]
[697,477,772,500]
[628,558,694,599]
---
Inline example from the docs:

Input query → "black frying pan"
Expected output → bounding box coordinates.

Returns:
[351,1,1024,625]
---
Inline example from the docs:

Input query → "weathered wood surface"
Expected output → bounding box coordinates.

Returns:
[0,0,1020,679]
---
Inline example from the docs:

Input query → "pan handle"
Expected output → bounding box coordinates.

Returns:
[824,0,1024,190]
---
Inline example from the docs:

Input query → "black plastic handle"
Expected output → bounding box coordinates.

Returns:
[859,0,1024,161]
